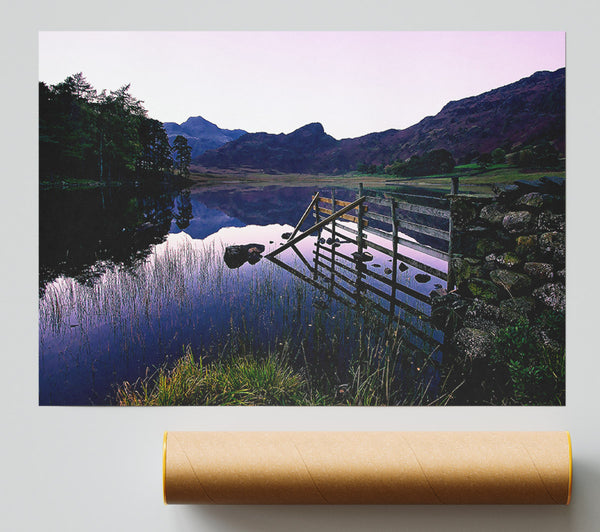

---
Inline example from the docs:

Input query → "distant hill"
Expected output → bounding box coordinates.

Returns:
[163,116,247,158]
[195,68,565,174]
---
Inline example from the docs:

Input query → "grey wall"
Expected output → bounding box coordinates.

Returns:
[2,2,599,531]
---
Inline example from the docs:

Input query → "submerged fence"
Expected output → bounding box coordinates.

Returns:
[266,183,454,353]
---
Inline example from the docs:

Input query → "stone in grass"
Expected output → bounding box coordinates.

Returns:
[454,327,495,360]
[533,283,566,313]
[490,269,532,296]
[502,211,534,233]
[499,297,535,324]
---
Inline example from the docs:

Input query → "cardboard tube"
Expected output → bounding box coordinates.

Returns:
[163,431,572,505]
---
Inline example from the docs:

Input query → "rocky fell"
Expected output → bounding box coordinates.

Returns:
[163,116,247,159]
[195,68,565,174]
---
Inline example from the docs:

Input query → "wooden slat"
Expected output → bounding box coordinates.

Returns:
[313,206,368,226]
[364,226,449,262]
[317,196,368,212]
[396,218,450,242]
[364,211,393,225]
[394,200,450,219]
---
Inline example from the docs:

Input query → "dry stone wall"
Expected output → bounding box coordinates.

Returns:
[433,176,565,361]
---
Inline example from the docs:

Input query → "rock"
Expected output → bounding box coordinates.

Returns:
[533,283,566,313]
[415,273,431,283]
[224,243,265,269]
[454,327,495,359]
[516,192,553,210]
[465,278,499,302]
[539,231,565,263]
[493,183,521,203]
[499,297,535,324]
[465,299,502,322]
[429,287,447,299]
[495,252,521,269]
[523,262,554,282]
[332,242,340,248]
[319,237,325,244]
[538,212,565,232]
[281,232,292,240]
[399,262,409,271]
[352,251,373,262]
[373,264,381,268]
[539,175,566,192]
[515,179,544,192]
[479,204,507,225]
[269,240,274,244]
[502,211,534,233]
[556,269,565,282]
[515,235,538,258]
[490,269,532,295]
[384,267,392,274]
[326,237,333,245]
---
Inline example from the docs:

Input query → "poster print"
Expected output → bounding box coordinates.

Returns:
[39,32,565,406]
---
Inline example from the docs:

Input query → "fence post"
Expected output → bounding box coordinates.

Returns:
[447,177,458,290]
[357,183,364,253]
[390,199,398,317]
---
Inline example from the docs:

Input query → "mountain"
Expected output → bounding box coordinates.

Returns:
[195,68,565,174]
[163,116,247,158]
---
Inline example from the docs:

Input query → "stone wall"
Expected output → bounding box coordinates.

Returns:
[433,176,565,361]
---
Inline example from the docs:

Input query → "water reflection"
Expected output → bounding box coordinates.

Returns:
[39,183,449,405]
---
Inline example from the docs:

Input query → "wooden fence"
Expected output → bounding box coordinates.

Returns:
[266,183,454,352]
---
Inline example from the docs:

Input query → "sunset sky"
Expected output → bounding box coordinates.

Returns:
[39,31,565,139]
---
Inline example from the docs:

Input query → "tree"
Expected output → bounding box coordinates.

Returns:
[492,148,506,164]
[172,135,192,178]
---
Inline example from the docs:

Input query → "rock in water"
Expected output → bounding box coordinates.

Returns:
[224,243,265,269]
[399,262,409,272]
[415,273,431,283]
[281,232,292,240]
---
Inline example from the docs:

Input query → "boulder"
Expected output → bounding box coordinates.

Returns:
[224,243,265,269]
[493,183,520,203]
[450,197,481,230]
[502,211,534,233]
[533,283,566,313]
[490,269,532,295]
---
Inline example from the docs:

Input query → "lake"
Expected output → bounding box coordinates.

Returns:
[39,182,447,405]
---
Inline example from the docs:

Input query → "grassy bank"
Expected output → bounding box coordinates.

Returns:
[114,337,452,406]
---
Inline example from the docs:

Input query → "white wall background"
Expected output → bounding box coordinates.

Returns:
[2,1,599,530]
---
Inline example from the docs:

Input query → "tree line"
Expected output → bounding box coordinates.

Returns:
[40,73,192,182]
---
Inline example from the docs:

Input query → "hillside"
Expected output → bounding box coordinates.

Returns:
[195,68,565,174]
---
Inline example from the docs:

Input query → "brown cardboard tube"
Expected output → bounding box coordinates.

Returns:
[163,431,572,505]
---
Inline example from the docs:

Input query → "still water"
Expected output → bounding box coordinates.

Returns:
[39,183,446,405]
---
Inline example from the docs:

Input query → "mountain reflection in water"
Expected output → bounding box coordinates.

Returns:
[39,184,447,405]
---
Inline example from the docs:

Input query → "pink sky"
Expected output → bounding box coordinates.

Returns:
[39,31,565,139]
